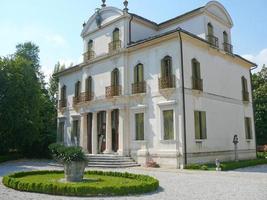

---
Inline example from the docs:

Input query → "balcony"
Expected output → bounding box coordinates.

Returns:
[158,75,176,89]
[192,77,203,91]
[73,95,82,106]
[59,99,67,109]
[109,40,122,54]
[132,81,146,94]
[242,91,249,102]
[106,85,122,98]
[80,92,94,102]
[206,35,219,48]
[223,42,233,54]
[83,50,95,62]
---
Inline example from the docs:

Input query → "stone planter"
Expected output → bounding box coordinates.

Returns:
[64,161,87,182]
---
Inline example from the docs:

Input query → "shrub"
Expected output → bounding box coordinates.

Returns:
[2,170,159,196]
[48,143,87,163]
[0,153,23,164]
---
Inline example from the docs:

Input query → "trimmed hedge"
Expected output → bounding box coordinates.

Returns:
[2,170,159,196]
[0,154,22,164]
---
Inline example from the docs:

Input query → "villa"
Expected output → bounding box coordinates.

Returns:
[56,0,256,168]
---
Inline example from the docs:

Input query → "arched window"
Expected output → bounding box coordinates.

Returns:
[161,56,172,77]
[134,63,144,83]
[61,85,66,100]
[111,68,119,86]
[241,76,249,101]
[86,76,92,94]
[113,28,120,42]
[207,23,214,36]
[223,31,228,44]
[88,40,93,51]
[74,81,81,98]
[192,59,203,90]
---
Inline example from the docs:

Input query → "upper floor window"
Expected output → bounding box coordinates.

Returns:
[223,31,228,44]
[207,23,218,47]
[241,76,249,101]
[59,85,67,108]
[223,31,233,53]
[85,76,93,101]
[109,28,121,53]
[74,81,81,98]
[88,40,93,51]
[111,68,120,86]
[192,59,203,91]
[86,40,95,61]
[132,63,146,94]
[159,56,175,89]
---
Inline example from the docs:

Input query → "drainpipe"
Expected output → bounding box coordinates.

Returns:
[178,28,187,166]
[249,65,258,156]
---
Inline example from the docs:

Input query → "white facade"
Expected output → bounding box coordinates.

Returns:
[57,1,256,168]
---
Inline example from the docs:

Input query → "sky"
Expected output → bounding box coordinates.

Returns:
[0,0,267,81]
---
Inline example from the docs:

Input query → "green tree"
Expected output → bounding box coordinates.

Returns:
[252,64,267,145]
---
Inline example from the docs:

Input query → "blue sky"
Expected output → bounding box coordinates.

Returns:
[0,0,266,79]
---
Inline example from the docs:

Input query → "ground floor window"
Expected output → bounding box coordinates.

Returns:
[194,111,207,140]
[58,121,64,143]
[135,113,144,140]
[245,117,252,139]
[163,110,174,140]
[71,119,80,145]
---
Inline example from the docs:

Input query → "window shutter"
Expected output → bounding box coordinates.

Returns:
[139,64,144,82]
[134,65,138,83]
[77,120,81,145]
[161,59,166,77]
[194,111,201,139]
[201,112,207,139]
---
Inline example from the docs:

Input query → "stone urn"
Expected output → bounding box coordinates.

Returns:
[64,161,87,182]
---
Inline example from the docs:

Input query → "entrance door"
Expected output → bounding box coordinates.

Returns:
[87,113,92,154]
[112,109,119,152]
[97,111,106,153]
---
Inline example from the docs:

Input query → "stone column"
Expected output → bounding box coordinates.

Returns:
[118,108,126,156]
[91,112,98,154]
[80,113,88,153]
[104,110,113,154]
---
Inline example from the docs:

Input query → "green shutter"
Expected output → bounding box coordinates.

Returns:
[161,59,166,77]
[201,112,207,139]
[163,110,174,140]
[245,117,252,139]
[138,64,144,82]
[194,111,201,139]
[134,65,138,83]
[135,113,144,140]
[113,29,119,41]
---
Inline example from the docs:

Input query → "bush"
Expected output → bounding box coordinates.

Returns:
[2,170,159,196]
[257,152,267,159]
[219,159,267,171]
[0,153,23,164]
[48,143,87,163]
[184,164,208,170]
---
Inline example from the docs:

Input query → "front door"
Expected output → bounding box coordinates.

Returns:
[97,111,106,153]
[112,109,119,152]
[87,113,92,154]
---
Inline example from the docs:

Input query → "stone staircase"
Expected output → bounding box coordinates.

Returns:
[86,154,140,168]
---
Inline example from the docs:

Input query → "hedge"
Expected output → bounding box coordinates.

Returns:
[0,154,22,164]
[2,170,159,196]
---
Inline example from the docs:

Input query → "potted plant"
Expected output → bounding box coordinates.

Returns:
[49,143,88,182]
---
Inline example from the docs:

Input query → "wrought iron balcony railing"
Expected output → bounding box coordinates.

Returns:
[109,40,122,54]
[73,95,82,106]
[83,50,95,62]
[132,81,146,94]
[223,42,233,54]
[59,99,67,109]
[106,85,122,98]
[206,35,219,48]
[242,90,249,102]
[192,77,203,91]
[158,75,176,89]
[81,91,94,102]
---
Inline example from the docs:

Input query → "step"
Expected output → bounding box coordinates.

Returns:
[88,164,140,168]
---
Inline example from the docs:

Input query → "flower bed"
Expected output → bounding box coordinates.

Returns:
[2,170,159,196]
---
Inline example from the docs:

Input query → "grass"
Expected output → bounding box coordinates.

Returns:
[2,170,159,196]
[0,153,22,164]
[185,158,267,171]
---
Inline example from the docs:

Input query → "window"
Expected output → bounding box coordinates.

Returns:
[88,40,93,51]
[113,28,120,41]
[58,121,64,143]
[207,23,214,36]
[241,76,249,101]
[71,120,80,145]
[135,113,144,140]
[61,85,66,100]
[192,59,202,90]
[163,110,174,140]
[111,68,119,86]
[75,81,81,98]
[59,85,67,108]
[134,63,144,83]
[161,56,172,77]
[86,76,92,94]
[223,31,228,44]
[245,117,252,139]
[194,111,207,140]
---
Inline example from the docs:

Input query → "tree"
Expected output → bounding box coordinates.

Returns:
[252,64,267,145]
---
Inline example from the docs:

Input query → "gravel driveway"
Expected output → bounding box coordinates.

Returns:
[0,159,267,200]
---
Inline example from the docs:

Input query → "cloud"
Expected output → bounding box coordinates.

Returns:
[242,48,267,72]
